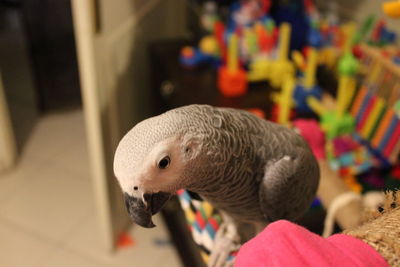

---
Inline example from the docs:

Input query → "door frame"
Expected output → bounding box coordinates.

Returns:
[71,0,115,251]
[0,71,17,171]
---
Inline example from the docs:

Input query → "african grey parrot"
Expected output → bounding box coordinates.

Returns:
[113,104,319,266]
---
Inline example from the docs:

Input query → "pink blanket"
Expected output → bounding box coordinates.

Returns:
[235,220,388,267]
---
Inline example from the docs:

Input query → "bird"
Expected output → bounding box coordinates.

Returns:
[114,104,320,266]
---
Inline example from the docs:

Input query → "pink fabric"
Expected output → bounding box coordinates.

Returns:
[235,220,388,267]
[292,119,326,160]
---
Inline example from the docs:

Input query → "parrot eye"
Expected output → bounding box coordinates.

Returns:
[158,156,170,169]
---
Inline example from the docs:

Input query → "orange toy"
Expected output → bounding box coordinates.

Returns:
[218,33,248,97]
[218,67,247,97]
[117,232,135,248]
[383,1,400,18]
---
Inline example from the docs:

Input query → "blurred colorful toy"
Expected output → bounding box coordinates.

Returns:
[269,23,295,88]
[368,19,397,46]
[293,48,323,113]
[336,23,359,119]
[180,46,213,68]
[214,20,227,63]
[277,77,295,125]
[232,0,271,27]
[200,35,220,56]
[176,3,400,265]
[383,1,400,18]
[201,1,219,32]
[218,33,248,97]
[246,20,276,82]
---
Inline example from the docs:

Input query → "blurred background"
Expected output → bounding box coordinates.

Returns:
[0,0,399,267]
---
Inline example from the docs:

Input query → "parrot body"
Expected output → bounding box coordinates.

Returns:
[114,104,320,265]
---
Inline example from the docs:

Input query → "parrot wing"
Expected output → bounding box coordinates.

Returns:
[258,147,319,223]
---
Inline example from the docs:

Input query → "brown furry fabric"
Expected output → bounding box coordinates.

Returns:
[345,190,400,266]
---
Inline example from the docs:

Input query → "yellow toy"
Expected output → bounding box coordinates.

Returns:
[247,59,271,82]
[336,76,357,117]
[199,35,219,55]
[246,25,272,82]
[303,48,319,89]
[307,97,326,116]
[319,47,338,70]
[292,50,306,71]
[269,23,295,88]
[277,77,295,125]
[383,1,400,18]
[336,23,359,118]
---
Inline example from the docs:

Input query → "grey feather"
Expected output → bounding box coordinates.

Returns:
[114,104,320,240]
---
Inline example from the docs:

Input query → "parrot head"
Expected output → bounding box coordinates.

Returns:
[113,115,202,228]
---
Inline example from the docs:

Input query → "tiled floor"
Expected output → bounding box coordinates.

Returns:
[0,109,182,267]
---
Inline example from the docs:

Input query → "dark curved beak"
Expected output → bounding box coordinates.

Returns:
[124,192,171,228]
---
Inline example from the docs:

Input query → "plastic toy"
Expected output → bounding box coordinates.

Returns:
[277,77,295,125]
[356,94,379,133]
[291,50,306,71]
[254,21,274,54]
[369,19,397,46]
[218,33,248,97]
[383,1,400,18]
[353,16,376,44]
[305,24,359,138]
[359,97,385,139]
[395,100,400,115]
[308,24,323,48]
[377,113,399,153]
[117,232,135,248]
[307,97,355,139]
[226,32,242,70]
[306,96,325,116]
[322,112,355,140]
[388,83,400,107]
[319,46,337,69]
[352,88,386,140]
[383,121,400,157]
[294,85,322,114]
[394,54,400,65]
[349,80,400,163]
[214,21,227,63]
[171,3,400,265]
[200,35,220,56]
[232,0,271,27]
[351,87,368,117]
[201,2,219,32]
[371,109,395,148]
[247,21,276,82]
[247,59,271,82]
[269,23,295,88]
[342,175,362,193]
[293,48,323,113]
[336,23,359,115]
[336,74,357,117]
[180,46,213,68]
[304,48,318,89]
